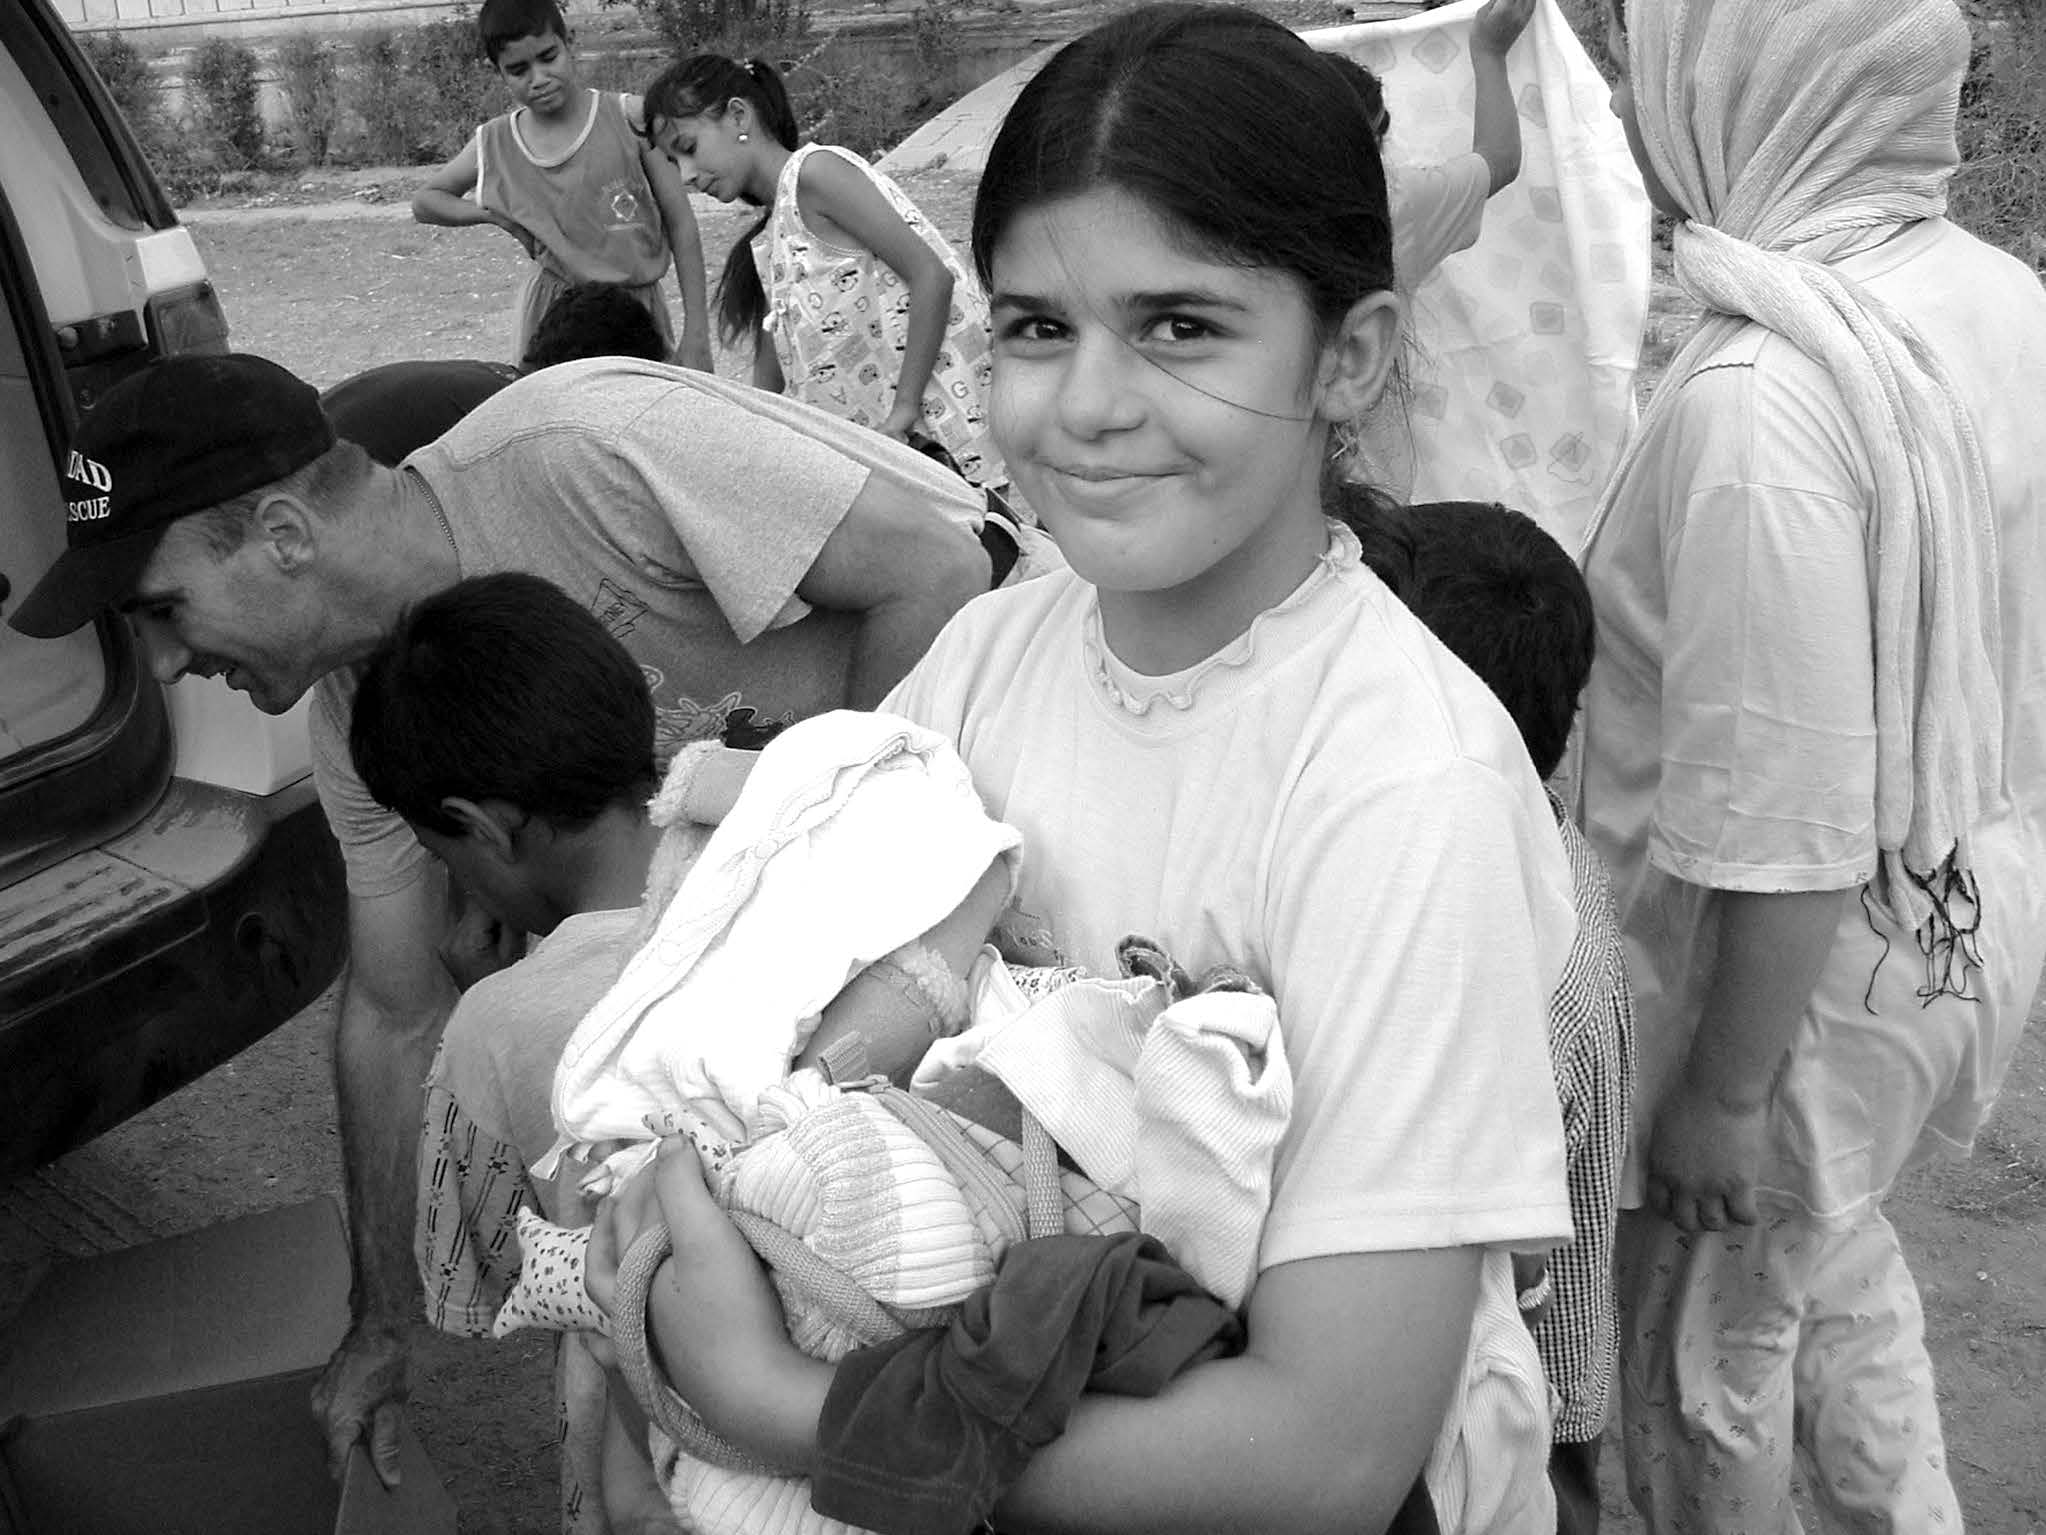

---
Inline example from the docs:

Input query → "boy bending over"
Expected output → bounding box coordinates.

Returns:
[348,571,669,1535]
[349,572,1030,1533]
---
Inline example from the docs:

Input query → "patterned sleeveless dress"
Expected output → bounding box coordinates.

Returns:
[761,144,1001,486]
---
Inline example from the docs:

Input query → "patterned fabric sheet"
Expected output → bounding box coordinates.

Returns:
[1307,0,1653,550]
[883,1,1654,554]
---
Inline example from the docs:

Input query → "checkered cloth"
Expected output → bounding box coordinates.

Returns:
[1537,793,1637,1442]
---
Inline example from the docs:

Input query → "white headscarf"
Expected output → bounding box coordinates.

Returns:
[1589,0,2004,967]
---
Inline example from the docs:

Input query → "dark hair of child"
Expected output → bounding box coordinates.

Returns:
[1319,49,1392,143]
[642,53,801,346]
[349,572,657,837]
[1361,500,1595,780]
[522,282,670,370]
[971,3,1401,533]
[478,0,569,65]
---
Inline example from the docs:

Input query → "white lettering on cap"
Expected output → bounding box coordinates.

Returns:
[68,495,112,521]
[66,449,114,494]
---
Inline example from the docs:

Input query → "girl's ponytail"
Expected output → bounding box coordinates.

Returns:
[717,218,770,348]
[644,52,806,344]
[1325,474,1413,597]
[744,56,801,150]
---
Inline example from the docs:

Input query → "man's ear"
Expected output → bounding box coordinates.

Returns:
[254,492,320,575]
[1314,289,1405,425]
[438,797,526,862]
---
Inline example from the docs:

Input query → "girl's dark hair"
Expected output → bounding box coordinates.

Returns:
[350,572,657,837]
[643,53,802,347]
[971,3,1396,340]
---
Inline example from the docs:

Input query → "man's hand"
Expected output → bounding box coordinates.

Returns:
[1644,1079,1767,1233]
[311,1321,409,1488]
[323,878,459,1490]
[1473,0,1537,58]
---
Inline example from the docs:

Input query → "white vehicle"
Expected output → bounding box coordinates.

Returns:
[0,0,345,1176]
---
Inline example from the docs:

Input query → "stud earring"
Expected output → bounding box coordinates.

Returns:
[738,132,749,142]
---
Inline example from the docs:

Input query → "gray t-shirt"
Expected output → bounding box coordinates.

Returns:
[311,356,984,899]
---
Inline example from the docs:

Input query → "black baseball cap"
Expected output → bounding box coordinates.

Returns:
[7,353,335,639]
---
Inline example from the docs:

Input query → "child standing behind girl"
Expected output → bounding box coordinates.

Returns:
[590,8,1576,1531]
[413,0,713,371]
[642,54,1003,486]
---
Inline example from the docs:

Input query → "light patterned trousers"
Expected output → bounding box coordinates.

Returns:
[1614,1205,1962,1534]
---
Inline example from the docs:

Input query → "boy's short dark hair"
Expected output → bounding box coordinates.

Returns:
[522,283,668,371]
[350,572,656,837]
[478,0,567,63]
[1319,50,1391,141]
[1377,500,1594,780]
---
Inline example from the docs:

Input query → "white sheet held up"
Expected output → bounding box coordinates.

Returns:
[1312,0,1652,549]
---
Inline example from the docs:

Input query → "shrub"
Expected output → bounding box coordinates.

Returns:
[188,37,264,167]
[795,40,912,159]
[909,0,962,106]
[624,0,811,54]
[402,13,501,157]
[277,36,341,168]
[1951,10,2046,270]
[78,30,160,132]
[349,30,411,164]
[340,15,501,165]
[78,31,207,194]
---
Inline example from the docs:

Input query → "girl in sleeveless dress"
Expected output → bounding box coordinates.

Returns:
[643,54,1002,487]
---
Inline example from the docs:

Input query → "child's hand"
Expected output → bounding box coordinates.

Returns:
[671,334,715,373]
[584,1136,795,1406]
[879,403,924,443]
[489,210,543,260]
[437,879,524,991]
[583,1152,660,1325]
[1472,0,1537,57]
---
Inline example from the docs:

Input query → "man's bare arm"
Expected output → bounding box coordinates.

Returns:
[311,872,460,1488]
[795,476,988,707]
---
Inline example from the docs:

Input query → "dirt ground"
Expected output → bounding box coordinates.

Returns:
[180,165,984,388]
[27,171,2042,1532]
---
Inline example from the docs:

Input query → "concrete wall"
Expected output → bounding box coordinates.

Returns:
[56,0,469,44]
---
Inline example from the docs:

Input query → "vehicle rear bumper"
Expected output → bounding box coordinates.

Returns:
[0,774,346,1177]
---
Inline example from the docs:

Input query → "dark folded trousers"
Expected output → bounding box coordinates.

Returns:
[811,1231,1440,1535]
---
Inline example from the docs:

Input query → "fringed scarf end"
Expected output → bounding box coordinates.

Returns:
[1865,846,1985,1009]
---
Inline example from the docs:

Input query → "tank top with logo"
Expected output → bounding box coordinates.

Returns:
[474,91,670,288]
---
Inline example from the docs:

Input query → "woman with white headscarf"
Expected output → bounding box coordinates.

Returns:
[1577,0,2046,1525]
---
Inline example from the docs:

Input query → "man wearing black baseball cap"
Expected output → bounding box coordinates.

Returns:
[8,348,990,1490]
[12,354,338,645]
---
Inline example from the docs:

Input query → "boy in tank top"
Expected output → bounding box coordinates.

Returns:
[412,0,713,370]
